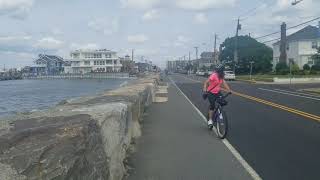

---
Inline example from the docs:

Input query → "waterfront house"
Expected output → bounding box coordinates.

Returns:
[273,24,320,69]
[31,54,65,75]
[120,55,136,73]
[68,49,122,74]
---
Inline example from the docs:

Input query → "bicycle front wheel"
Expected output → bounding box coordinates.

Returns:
[216,109,228,139]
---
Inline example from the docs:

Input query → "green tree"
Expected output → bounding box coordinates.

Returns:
[219,35,273,74]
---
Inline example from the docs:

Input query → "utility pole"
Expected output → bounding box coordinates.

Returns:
[131,49,134,61]
[213,34,218,64]
[188,51,191,75]
[234,17,241,72]
[194,46,199,60]
[280,22,287,64]
[249,61,254,81]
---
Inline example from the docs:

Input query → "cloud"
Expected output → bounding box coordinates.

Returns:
[244,0,320,41]
[0,0,34,19]
[120,0,161,9]
[142,9,160,21]
[128,34,149,44]
[88,17,119,35]
[175,0,236,11]
[52,28,63,35]
[70,43,100,50]
[33,37,64,50]
[193,13,208,24]
[0,51,35,68]
[173,35,191,47]
[0,35,32,43]
[0,35,33,52]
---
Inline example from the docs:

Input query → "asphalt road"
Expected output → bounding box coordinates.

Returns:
[170,74,320,180]
[126,79,253,180]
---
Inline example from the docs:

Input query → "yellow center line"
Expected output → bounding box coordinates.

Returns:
[174,74,320,122]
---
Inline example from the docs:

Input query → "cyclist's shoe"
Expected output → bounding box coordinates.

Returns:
[208,119,213,126]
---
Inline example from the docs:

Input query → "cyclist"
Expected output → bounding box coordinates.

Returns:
[203,64,232,127]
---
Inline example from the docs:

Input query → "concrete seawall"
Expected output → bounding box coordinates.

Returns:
[0,75,159,180]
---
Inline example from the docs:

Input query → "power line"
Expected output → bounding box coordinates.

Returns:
[262,38,280,43]
[255,31,280,40]
[287,16,320,30]
[255,16,320,39]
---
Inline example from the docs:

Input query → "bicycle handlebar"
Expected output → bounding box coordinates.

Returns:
[221,92,232,99]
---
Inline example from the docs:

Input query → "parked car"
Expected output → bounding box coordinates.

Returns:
[224,71,236,81]
[196,71,206,76]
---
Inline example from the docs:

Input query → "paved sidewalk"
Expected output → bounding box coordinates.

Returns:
[126,81,252,180]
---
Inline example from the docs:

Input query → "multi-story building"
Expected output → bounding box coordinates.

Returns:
[273,24,320,69]
[68,49,122,74]
[30,54,65,75]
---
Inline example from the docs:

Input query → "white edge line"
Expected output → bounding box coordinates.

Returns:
[258,88,320,101]
[273,88,320,98]
[169,77,262,180]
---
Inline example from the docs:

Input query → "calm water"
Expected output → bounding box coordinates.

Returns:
[0,79,127,118]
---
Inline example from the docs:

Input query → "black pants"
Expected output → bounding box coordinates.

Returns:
[208,92,222,111]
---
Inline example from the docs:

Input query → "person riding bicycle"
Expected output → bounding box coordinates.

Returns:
[203,64,232,127]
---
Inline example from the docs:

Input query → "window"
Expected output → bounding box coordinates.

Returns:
[307,57,314,65]
[286,44,289,51]
[94,61,97,65]
[72,53,80,58]
[106,60,112,64]
[93,53,102,59]
[105,53,111,58]
[84,61,90,65]
[312,42,318,49]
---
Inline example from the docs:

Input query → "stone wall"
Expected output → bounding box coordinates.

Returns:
[0,75,159,180]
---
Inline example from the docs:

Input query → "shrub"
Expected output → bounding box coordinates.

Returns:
[303,64,311,71]
[291,64,300,75]
[275,62,289,75]
[311,64,320,71]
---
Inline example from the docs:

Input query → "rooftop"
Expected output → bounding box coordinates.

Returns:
[273,25,320,45]
[71,49,116,53]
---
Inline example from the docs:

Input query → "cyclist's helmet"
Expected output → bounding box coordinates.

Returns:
[215,64,225,73]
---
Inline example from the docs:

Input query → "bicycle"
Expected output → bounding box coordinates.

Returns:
[207,92,231,139]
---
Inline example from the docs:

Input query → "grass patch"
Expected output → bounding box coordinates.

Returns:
[236,74,320,82]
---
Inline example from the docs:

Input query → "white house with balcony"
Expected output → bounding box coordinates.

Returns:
[67,49,122,74]
[273,25,320,69]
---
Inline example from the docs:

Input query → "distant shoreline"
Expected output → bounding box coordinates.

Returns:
[23,72,133,80]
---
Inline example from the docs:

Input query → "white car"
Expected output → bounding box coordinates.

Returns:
[224,71,236,81]
[196,71,205,76]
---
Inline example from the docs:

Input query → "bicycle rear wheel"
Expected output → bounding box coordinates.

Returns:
[215,108,228,139]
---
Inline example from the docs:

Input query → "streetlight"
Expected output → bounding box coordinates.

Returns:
[249,61,254,81]
[292,0,303,5]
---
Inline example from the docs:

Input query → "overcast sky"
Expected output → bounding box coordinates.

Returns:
[0,0,319,68]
